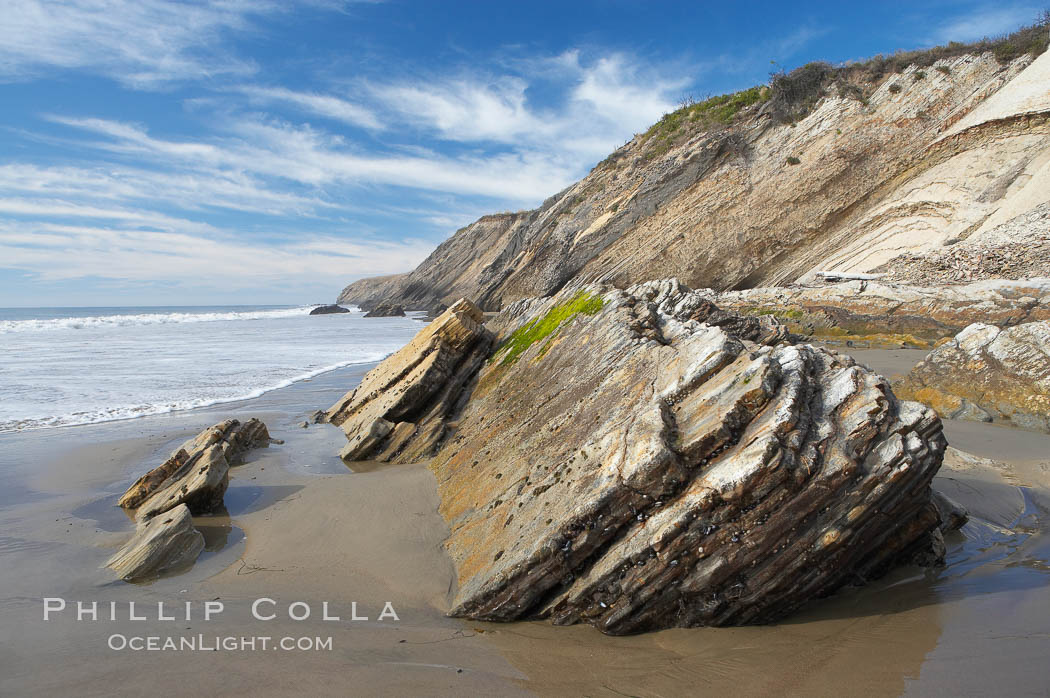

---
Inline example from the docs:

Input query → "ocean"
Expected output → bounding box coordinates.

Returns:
[0,305,424,432]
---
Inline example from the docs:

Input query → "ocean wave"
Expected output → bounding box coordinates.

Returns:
[0,306,356,333]
[0,356,384,433]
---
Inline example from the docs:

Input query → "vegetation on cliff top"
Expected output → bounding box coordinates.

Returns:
[492,291,605,366]
[632,11,1050,160]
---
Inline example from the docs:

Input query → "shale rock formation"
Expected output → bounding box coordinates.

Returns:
[897,320,1050,431]
[340,45,1050,312]
[328,299,494,462]
[707,278,1050,345]
[363,302,406,318]
[309,304,351,315]
[108,419,271,581]
[105,504,204,582]
[119,418,271,521]
[338,281,951,633]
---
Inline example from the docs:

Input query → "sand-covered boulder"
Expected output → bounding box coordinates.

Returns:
[897,321,1050,431]
[364,302,406,318]
[119,418,271,521]
[105,504,204,582]
[340,281,950,633]
[328,299,494,462]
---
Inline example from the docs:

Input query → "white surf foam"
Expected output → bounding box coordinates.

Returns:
[0,355,385,433]
[0,306,346,333]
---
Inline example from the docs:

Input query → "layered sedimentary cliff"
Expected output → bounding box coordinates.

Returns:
[340,37,1050,312]
[335,282,955,633]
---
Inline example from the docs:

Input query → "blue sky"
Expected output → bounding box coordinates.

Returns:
[0,0,1043,306]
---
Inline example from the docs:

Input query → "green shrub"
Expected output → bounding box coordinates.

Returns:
[935,65,951,75]
[786,156,801,165]
[769,61,835,123]
[913,70,926,80]
[888,83,903,93]
[642,86,769,148]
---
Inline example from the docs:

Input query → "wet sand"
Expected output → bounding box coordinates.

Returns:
[1,354,1049,696]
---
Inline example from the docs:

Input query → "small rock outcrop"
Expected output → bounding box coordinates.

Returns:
[328,299,494,462]
[708,279,1050,345]
[105,504,205,582]
[119,418,270,521]
[896,321,1050,431]
[363,302,407,318]
[309,304,351,315]
[339,281,952,633]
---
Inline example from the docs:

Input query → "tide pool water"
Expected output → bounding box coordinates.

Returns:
[0,305,423,432]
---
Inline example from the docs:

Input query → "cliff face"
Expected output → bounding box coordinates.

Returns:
[340,48,1050,311]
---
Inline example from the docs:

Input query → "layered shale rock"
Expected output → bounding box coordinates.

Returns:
[897,321,1050,431]
[328,299,494,462]
[364,302,406,318]
[340,281,952,633]
[309,304,351,315]
[119,418,271,521]
[707,278,1050,345]
[105,504,205,582]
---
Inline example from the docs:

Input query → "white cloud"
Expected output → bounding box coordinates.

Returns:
[7,39,696,298]
[238,86,383,130]
[370,51,684,159]
[929,4,1041,44]
[0,0,349,87]
[50,114,583,202]
[0,164,334,217]
[0,221,434,285]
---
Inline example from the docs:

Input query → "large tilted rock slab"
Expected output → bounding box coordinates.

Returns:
[341,280,950,633]
[328,298,494,462]
[119,418,270,521]
[105,504,205,582]
[897,321,1050,432]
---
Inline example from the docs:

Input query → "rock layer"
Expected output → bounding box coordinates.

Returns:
[364,302,406,318]
[707,278,1050,344]
[339,50,1050,313]
[309,304,351,315]
[339,281,950,633]
[328,299,494,462]
[896,320,1050,431]
[119,418,270,521]
[105,504,205,582]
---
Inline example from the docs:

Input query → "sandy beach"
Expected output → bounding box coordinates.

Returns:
[1,351,1048,696]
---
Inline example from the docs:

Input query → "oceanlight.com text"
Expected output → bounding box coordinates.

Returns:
[107,634,333,651]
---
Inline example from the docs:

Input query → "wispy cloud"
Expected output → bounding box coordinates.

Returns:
[1,0,703,301]
[0,0,349,87]
[237,86,383,130]
[48,113,585,202]
[928,4,1042,44]
[369,51,683,158]
[0,221,434,286]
